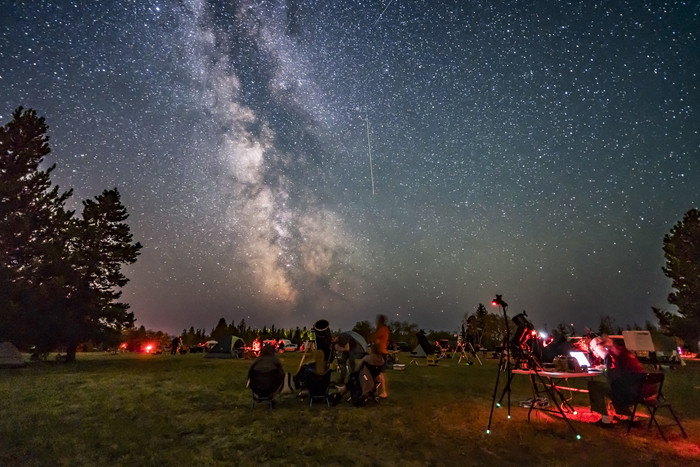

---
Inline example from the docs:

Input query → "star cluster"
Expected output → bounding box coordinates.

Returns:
[1,0,698,334]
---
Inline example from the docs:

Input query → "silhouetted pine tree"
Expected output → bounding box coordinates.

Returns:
[0,107,73,351]
[659,208,700,350]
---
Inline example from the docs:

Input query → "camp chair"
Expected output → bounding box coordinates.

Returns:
[304,366,332,407]
[248,368,285,409]
[626,372,687,441]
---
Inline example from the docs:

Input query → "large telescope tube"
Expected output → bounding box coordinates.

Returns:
[313,319,333,367]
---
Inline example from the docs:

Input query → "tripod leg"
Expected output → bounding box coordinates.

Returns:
[487,349,507,433]
[469,343,482,365]
[497,370,515,406]
[531,368,581,439]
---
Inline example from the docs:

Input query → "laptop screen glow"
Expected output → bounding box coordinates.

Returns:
[570,351,590,367]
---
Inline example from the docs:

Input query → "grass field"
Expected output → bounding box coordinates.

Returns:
[1,351,699,466]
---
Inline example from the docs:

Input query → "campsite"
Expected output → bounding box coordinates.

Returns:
[1,350,699,466]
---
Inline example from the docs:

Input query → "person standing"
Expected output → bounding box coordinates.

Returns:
[251,337,261,357]
[334,332,367,384]
[373,314,390,398]
[170,336,181,355]
[334,337,352,385]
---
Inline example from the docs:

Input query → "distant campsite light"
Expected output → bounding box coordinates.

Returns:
[141,342,160,354]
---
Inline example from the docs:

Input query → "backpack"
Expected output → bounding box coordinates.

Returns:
[346,370,366,406]
[347,364,377,407]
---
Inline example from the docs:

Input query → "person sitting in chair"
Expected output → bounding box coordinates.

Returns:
[247,344,285,404]
[588,336,645,427]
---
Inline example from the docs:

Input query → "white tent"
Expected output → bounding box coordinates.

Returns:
[0,341,26,369]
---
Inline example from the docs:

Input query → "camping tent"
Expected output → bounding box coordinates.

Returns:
[205,336,245,359]
[0,341,26,369]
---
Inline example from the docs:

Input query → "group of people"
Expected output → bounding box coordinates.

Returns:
[248,317,649,421]
[335,314,389,399]
[248,314,391,404]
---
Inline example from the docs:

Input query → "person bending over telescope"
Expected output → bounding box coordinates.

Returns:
[587,336,645,428]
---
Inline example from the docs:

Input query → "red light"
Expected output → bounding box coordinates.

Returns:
[491,300,498,306]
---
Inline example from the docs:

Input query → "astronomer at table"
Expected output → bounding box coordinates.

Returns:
[587,336,645,428]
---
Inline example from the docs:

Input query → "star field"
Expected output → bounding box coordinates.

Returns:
[1,0,698,335]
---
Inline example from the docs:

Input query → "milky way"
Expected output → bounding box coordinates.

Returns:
[1,0,698,335]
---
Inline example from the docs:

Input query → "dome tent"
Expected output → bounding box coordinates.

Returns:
[0,341,26,369]
[205,335,245,359]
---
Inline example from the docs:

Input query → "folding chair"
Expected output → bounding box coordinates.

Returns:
[627,372,688,441]
[248,368,284,409]
[303,365,332,407]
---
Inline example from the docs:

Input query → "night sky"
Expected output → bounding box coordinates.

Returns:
[2,1,698,336]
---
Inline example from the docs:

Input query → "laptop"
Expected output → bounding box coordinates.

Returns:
[569,351,591,369]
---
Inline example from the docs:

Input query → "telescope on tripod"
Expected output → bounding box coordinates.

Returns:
[485,295,582,439]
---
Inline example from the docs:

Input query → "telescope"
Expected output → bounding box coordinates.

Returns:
[313,319,333,367]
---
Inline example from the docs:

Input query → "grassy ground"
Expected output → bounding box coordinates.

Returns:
[1,352,699,466]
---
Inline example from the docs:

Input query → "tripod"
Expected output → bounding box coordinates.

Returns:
[486,296,582,439]
[453,341,470,364]
[486,296,514,433]
[453,339,482,365]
